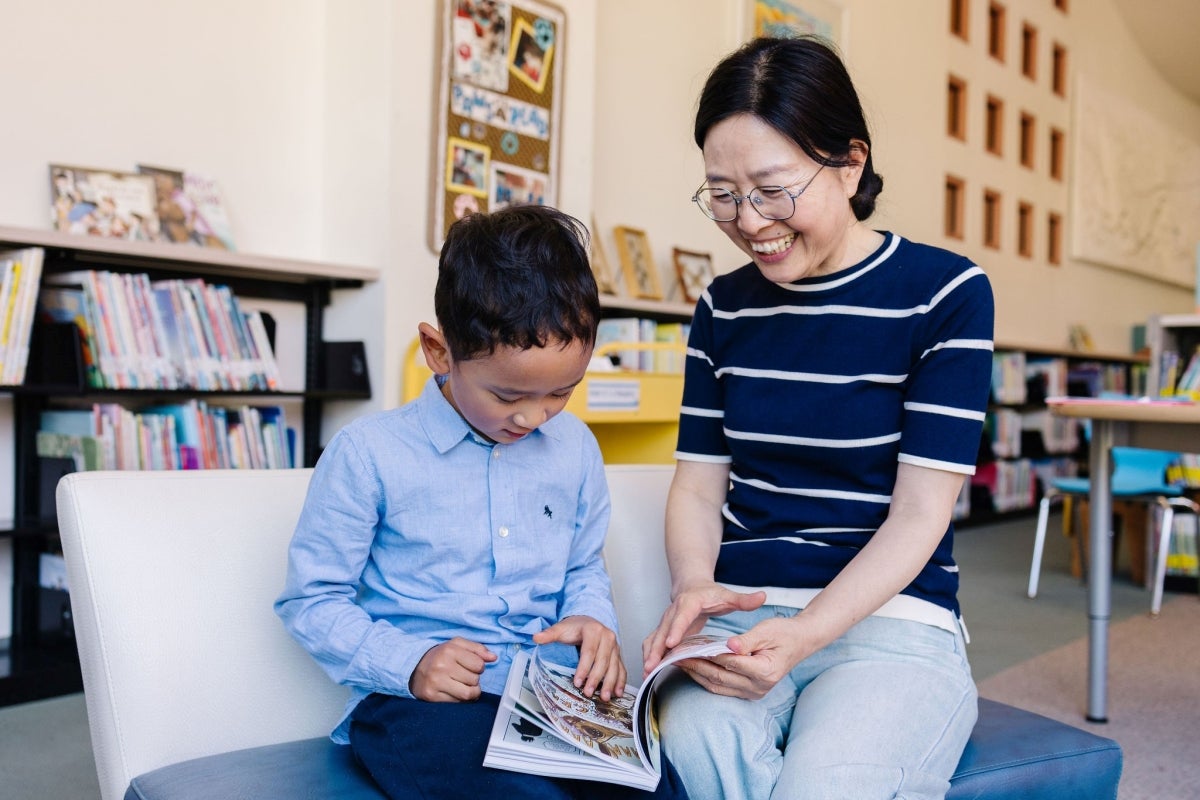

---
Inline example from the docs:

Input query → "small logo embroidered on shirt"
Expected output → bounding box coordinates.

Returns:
[543,505,553,519]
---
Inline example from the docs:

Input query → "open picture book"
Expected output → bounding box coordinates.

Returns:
[484,634,732,790]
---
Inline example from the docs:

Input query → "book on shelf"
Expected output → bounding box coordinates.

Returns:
[1024,357,1068,401]
[36,401,294,472]
[1165,513,1199,578]
[484,634,732,791]
[1169,346,1200,398]
[596,317,642,371]
[50,164,160,241]
[971,458,1037,513]
[137,164,236,250]
[990,351,1027,404]
[653,322,687,373]
[595,316,688,374]
[0,246,45,385]
[40,269,280,392]
[39,283,103,388]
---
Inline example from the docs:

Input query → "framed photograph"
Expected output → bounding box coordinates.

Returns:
[446,137,490,198]
[672,248,714,303]
[508,15,555,93]
[613,225,662,300]
[50,164,160,241]
[745,0,846,46]
[590,217,616,295]
[490,161,549,210]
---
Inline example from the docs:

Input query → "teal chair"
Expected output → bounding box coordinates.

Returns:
[1028,446,1197,615]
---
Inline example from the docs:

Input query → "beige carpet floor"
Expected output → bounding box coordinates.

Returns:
[976,596,1200,800]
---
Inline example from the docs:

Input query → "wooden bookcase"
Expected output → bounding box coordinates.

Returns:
[0,225,379,706]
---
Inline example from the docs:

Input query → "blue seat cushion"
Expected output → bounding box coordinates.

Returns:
[948,698,1121,799]
[124,736,386,800]
[124,698,1120,799]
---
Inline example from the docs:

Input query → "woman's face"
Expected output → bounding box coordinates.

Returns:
[701,113,864,283]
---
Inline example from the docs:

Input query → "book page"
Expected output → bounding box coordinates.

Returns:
[528,647,646,772]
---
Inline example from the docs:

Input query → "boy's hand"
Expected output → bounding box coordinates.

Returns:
[533,615,626,701]
[409,637,497,702]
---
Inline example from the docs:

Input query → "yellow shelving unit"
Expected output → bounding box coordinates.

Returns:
[402,339,683,463]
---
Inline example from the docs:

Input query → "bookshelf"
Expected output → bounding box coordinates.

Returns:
[0,224,379,706]
[967,342,1147,526]
[1146,313,1200,398]
[1144,314,1200,591]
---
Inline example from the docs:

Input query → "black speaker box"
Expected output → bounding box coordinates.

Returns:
[320,341,371,395]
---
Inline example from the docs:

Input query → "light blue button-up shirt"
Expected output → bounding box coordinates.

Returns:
[275,376,616,742]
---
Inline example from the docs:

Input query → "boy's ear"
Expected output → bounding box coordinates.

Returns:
[418,322,452,375]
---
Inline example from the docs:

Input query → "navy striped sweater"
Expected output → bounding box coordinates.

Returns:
[676,232,995,616]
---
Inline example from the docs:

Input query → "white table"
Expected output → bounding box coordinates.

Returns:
[1047,397,1200,721]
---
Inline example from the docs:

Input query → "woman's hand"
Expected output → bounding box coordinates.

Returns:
[675,614,819,700]
[533,615,626,701]
[641,581,766,675]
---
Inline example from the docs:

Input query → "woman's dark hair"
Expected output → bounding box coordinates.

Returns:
[694,35,883,220]
[436,205,600,361]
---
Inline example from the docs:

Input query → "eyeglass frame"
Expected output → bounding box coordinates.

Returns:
[691,164,827,222]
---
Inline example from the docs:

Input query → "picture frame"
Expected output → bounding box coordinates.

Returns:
[508,15,554,94]
[445,137,490,198]
[590,217,616,295]
[490,161,548,210]
[745,0,846,47]
[672,248,714,303]
[613,225,662,300]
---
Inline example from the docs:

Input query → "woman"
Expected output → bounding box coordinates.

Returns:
[642,36,994,800]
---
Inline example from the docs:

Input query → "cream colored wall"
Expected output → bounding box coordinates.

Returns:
[592,2,747,286]
[594,0,1200,353]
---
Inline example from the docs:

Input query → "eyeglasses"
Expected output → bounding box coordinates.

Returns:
[691,165,826,222]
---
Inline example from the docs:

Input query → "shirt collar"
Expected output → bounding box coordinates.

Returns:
[416,374,559,454]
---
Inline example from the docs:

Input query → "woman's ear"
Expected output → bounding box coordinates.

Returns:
[418,322,452,375]
[841,139,869,196]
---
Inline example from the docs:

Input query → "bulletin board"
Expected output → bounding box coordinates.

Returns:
[429,0,566,252]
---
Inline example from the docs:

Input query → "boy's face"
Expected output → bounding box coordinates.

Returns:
[440,337,592,444]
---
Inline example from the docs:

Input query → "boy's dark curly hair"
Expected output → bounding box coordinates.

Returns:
[436,205,600,361]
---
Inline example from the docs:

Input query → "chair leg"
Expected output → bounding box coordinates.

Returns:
[1029,494,1055,598]
[1151,499,1200,616]
[1151,502,1173,617]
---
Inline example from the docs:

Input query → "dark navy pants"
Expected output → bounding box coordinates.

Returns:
[349,692,689,799]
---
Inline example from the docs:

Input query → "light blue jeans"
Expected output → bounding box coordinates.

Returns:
[656,606,977,800]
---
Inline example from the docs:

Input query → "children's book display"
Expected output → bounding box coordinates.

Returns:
[485,634,732,790]
[50,163,235,249]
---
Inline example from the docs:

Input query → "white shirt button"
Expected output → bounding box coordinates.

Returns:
[493,449,501,459]
[498,526,509,537]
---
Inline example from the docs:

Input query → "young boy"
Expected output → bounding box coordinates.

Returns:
[275,205,687,799]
